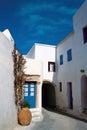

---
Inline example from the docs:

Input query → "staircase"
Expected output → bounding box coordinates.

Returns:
[30,108,43,122]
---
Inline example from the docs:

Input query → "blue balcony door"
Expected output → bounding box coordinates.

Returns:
[24,82,36,108]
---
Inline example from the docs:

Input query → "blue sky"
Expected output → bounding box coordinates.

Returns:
[0,0,84,54]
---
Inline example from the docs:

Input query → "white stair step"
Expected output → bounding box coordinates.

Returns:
[32,112,40,117]
[32,116,41,122]
[30,108,43,122]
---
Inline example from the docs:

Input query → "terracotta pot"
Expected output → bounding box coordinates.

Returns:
[18,107,32,125]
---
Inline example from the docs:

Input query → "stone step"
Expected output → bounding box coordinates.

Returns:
[32,111,40,117]
[32,116,41,122]
[30,108,43,122]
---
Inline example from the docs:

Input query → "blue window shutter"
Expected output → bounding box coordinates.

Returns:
[67,49,72,61]
[60,55,63,65]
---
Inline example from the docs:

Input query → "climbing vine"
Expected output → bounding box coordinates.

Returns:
[12,45,26,109]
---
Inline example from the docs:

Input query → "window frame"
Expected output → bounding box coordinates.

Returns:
[83,26,87,44]
[59,82,62,92]
[48,62,55,72]
[67,49,72,62]
[60,55,63,65]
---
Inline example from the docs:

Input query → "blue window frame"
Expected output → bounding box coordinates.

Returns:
[60,55,63,65]
[67,49,72,61]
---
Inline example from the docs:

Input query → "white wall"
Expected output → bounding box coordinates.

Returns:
[72,0,87,112]
[73,0,87,76]
[56,33,75,109]
[27,43,56,83]
[0,30,17,130]
[55,0,87,113]
[27,45,35,59]
[24,57,42,76]
[35,43,56,83]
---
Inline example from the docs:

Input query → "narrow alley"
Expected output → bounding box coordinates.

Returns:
[15,108,87,130]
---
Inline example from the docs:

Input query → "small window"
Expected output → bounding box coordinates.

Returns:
[60,55,63,65]
[83,26,87,43]
[31,83,34,87]
[24,84,28,87]
[24,92,28,96]
[24,88,28,92]
[59,82,62,92]
[30,92,34,96]
[67,49,72,62]
[48,62,55,72]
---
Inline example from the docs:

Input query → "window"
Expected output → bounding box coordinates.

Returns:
[83,26,87,43]
[60,55,63,65]
[30,83,35,96]
[67,49,72,62]
[59,82,62,92]
[24,84,28,97]
[48,62,55,72]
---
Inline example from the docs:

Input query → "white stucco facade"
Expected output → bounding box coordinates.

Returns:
[56,32,74,109]
[73,0,87,112]
[56,0,87,113]
[0,29,17,130]
[24,58,42,76]
[27,43,56,83]
[24,57,43,121]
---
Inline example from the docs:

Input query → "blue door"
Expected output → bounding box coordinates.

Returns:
[24,82,36,108]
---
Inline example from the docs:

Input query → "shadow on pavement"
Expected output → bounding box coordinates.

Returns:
[43,107,87,123]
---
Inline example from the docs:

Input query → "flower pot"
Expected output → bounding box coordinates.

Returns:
[18,107,32,125]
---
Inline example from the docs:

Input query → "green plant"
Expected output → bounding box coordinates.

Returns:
[20,101,30,108]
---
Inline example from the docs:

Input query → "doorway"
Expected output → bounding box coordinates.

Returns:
[81,75,87,111]
[67,82,73,109]
[42,81,56,108]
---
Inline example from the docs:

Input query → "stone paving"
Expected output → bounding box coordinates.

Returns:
[15,108,87,130]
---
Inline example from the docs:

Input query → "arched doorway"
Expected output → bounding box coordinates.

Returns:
[81,75,87,111]
[42,80,56,108]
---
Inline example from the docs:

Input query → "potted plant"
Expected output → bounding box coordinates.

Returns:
[18,101,32,126]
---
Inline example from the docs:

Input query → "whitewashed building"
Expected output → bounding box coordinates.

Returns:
[24,57,43,121]
[26,44,57,108]
[56,32,74,111]
[56,0,87,114]
[0,29,17,130]
[26,0,87,117]
[27,44,56,83]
